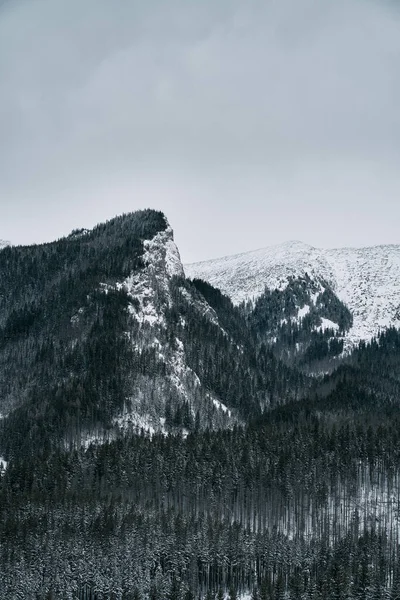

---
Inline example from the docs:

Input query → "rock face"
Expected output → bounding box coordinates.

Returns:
[109,223,237,437]
[185,242,400,346]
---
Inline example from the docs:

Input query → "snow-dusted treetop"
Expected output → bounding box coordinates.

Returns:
[185,241,400,345]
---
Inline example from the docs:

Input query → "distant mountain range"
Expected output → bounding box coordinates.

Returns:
[185,241,400,347]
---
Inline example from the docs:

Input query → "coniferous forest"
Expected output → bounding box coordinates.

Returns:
[1,211,400,599]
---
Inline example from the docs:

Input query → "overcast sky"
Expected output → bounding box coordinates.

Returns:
[1,0,399,262]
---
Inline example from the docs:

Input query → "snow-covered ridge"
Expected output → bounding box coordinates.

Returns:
[185,241,400,345]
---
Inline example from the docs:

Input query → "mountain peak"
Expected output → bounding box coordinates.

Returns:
[134,223,185,286]
[275,240,315,251]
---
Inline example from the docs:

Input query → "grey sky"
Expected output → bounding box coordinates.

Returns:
[1,0,399,262]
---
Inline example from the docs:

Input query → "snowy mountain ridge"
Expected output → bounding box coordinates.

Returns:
[185,241,400,346]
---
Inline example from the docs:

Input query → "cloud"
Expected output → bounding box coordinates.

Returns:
[0,0,399,259]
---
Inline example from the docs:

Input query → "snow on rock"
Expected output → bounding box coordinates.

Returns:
[121,228,198,399]
[169,337,200,398]
[186,242,400,345]
[120,225,184,327]
[103,224,194,432]
[143,225,184,279]
[99,224,183,327]
[212,398,232,417]
[0,456,8,475]
[98,223,234,436]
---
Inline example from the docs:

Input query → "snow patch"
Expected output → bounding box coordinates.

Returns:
[318,318,340,332]
[0,456,8,475]
[298,305,310,319]
[143,225,184,280]
[212,398,232,417]
[114,410,160,436]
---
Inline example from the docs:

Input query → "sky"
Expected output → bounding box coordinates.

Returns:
[1,0,399,262]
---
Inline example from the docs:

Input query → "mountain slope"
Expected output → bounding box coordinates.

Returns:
[0,210,242,455]
[185,241,400,346]
[1,211,300,459]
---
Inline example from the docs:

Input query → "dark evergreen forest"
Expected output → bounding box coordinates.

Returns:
[0,211,399,599]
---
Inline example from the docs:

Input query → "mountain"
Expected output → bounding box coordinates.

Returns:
[185,241,400,348]
[0,211,304,459]
[1,214,400,599]
[0,211,234,454]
